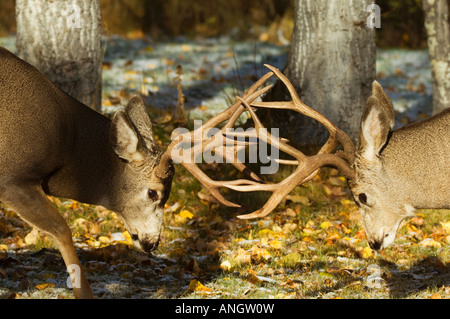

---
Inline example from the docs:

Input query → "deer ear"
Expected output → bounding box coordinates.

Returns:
[124,96,159,151]
[109,109,146,164]
[358,81,395,161]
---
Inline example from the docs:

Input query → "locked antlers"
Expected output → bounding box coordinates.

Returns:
[157,65,356,219]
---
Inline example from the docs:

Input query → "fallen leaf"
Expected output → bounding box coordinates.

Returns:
[233,248,252,266]
[247,273,262,285]
[98,236,110,244]
[35,283,55,290]
[320,221,333,229]
[362,246,373,259]
[285,195,311,206]
[258,229,275,238]
[220,260,232,271]
[181,44,193,52]
[305,220,315,228]
[269,239,283,250]
[179,210,194,219]
[284,279,302,289]
[419,238,441,248]
[251,246,272,262]
[187,279,211,294]
[340,199,353,206]
[440,221,450,233]
[154,114,172,124]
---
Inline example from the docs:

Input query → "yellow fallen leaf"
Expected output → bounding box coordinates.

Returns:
[247,273,262,285]
[440,221,450,233]
[251,246,272,262]
[419,238,441,248]
[187,279,211,293]
[320,221,333,229]
[98,236,110,244]
[35,283,55,290]
[362,246,373,259]
[285,195,311,206]
[122,231,133,244]
[258,229,275,237]
[181,44,193,52]
[269,239,283,250]
[325,233,341,242]
[340,199,353,206]
[179,210,194,219]
[0,244,8,251]
[220,260,232,271]
[233,247,252,265]
[323,185,332,196]
[305,220,315,228]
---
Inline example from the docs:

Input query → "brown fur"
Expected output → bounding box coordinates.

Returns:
[0,47,174,298]
[350,81,449,250]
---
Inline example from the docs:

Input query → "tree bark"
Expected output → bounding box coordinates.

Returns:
[15,0,102,111]
[422,0,450,114]
[262,0,376,153]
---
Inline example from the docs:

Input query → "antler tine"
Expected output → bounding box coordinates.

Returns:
[158,70,275,208]
[159,64,356,219]
[225,65,356,219]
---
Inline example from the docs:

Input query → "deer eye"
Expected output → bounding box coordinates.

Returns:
[148,189,159,201]
[358,193,367,205]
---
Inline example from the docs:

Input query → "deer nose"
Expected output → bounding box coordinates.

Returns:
[368,240,382,251]
[141,237,160,253]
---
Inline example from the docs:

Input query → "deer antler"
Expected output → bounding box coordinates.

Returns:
[157,65,355,218]
[157,71,274,207]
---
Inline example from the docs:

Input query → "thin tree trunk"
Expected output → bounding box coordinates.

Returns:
[422,0,450,114]
[263,0,376,152]
[16,0,102,111]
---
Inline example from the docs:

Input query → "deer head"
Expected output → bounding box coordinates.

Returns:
[109,96,174,253]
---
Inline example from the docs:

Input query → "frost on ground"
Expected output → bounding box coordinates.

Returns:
[0,35,434,125]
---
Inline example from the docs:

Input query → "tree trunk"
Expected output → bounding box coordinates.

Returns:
[262,0,376,153]
[15,0,102,111]
[422,0,450,115]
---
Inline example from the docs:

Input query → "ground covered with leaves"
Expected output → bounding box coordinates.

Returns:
[0,35,448,299]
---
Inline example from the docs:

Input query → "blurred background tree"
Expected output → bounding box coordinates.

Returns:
[422,0,450,114]
[260,0,376,151]
[0,0,441,49]
[15,0,102,111]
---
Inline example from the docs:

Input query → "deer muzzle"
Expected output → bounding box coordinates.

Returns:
[131,233,160,253]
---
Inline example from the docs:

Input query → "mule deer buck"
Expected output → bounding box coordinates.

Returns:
[0,47,178,298]
[161,64,449,253]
